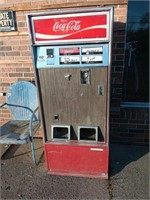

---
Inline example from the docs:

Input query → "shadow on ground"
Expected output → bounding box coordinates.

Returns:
[109,143,149,177]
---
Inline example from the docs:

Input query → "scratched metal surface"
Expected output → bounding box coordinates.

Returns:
[0,81,40,145]
[6,81,38,120]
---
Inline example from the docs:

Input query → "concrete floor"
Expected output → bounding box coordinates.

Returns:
[0,139,149,199]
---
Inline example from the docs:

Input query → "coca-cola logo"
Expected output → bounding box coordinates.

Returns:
[53,20,81,32]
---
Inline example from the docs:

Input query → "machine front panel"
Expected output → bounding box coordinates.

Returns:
[38,66,108,142]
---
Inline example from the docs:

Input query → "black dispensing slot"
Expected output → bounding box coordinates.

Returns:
[51,125,70,141]
[78,126,98,142]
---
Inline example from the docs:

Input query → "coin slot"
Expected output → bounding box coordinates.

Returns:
[80,69,90,84]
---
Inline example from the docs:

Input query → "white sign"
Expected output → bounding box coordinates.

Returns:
[60,56,80,64]
[82,47,103,54]
[82,55,102,63]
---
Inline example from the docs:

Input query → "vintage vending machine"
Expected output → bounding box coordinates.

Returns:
[27,7,113,179]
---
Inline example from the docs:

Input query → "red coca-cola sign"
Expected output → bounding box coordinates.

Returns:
[32,12,110,44]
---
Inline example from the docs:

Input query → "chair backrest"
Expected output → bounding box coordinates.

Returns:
[6,81,39,120]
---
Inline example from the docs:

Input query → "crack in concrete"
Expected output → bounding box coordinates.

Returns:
[107,178,114,200]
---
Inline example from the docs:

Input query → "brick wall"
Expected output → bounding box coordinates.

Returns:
[110,107,149,145]
[110,5,149,146]
[0,0,149,144]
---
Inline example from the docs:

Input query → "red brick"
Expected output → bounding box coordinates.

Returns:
[1,77,17,84]
[24,73,35,77]
[0,46,12,51]
[6,52,20,56]
[30,68,34,72]
[18,22,26,27]
[21,51,32,56]
[1,109,10,114]
[16,15,26,21]
[20,40,30,45]
[0,56,15,60]
[0,73,8,77]
[0,96,6,101]
[114,8,127,16]
[13,46,28,51]
[6,63,23,67]
[23,63,33,67]
[118,5,127,8]
[0,114,11,118]
[11,2,32,7]
[18,27,28,32]
[0,82,8,87]
[18,78,34,82]
[3,40,20,46]
[14,56,32,60]
[118,16,127,23]
[31,0,49,6]
[113,36,125,42]
[0,52,5,56]
[112,49,125,54]
[9,73,23,77]
[16,68,30,72]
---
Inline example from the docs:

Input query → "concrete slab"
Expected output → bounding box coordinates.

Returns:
[0,139,149,199]
[109,144,149,199]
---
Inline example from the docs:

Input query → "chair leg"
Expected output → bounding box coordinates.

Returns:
[30,137,36,165]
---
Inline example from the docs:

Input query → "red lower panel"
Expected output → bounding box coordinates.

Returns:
[45,143,109,179]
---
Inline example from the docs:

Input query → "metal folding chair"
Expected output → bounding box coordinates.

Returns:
[0,81,40,164]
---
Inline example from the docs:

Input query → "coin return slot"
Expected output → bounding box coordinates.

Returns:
[80,69,90,84]
[51,125,70,141]
[78,126,98,142]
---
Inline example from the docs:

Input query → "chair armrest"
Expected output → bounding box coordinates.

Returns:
[0,103,7,109]
[29,106,40,137]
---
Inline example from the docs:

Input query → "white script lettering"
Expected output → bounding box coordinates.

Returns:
[53,20,81,32]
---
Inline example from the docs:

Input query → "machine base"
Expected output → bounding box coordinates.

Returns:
[45,142,109,179]
[48,170,108,179]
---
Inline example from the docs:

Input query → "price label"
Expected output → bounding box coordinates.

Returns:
[82,55,102,64]
[82,47,103,55]
[60,56,80,64]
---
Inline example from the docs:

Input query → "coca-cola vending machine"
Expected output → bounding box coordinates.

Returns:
[27,7,113,179]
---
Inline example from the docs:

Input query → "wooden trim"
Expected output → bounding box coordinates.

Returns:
[0,31,28,37]
[0,60,32,64]
[1,1,127,12]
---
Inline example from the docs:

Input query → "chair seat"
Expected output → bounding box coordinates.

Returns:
[0,120,40,145]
